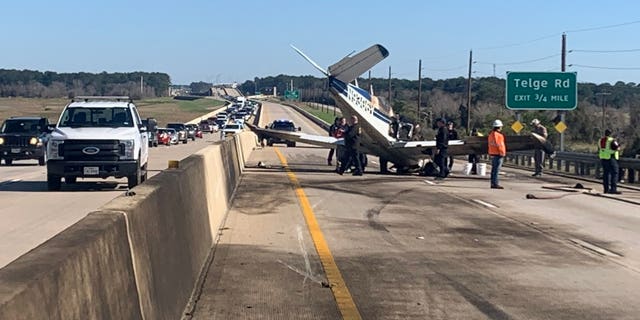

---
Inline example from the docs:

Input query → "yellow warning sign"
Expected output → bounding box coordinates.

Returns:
[555,121,567,133]
[511,121,523,133]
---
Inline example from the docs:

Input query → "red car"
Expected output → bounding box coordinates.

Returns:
[195,128,203,138]
[157,128,171,146]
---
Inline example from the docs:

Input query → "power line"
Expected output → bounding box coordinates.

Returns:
[476,33,560,51]
[425,65,467,72]
[569,64,640,70]
[569,48,640,53]
[565,19,640,33]
[476,53,561,66]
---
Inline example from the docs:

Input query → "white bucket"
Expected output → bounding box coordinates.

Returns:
[463,163,473,175]
[478,163,487,176]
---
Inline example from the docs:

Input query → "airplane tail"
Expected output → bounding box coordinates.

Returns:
[328,44,389,83]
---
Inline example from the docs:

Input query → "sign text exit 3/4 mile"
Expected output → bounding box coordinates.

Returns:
[505,72,577,110]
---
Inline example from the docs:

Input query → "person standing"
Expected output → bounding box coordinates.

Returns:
[434,118,449,180]
[488,119,506,189]
[338,115,363,176]
[599,129,621,194]
[334,117,347,171]
[467,128,483,174]
[446,121,459,173]
[530,119,548,177]
[327,117,340,166]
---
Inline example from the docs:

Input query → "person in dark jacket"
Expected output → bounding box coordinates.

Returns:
[327,117,340,166]
[434,118,449,179]
[338,115,363,176]
[446,121,459,172]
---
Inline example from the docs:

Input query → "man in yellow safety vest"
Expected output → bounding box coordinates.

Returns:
[598,129,621,194]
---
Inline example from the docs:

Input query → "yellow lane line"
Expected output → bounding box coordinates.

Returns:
[274,148,362,320]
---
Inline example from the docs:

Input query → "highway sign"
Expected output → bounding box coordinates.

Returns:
[511,121,523,133]
[554,121,567,133]
[284,90,299,100]
[505,72,577,110]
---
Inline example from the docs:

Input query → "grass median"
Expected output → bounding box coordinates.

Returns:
[0,97,226,126]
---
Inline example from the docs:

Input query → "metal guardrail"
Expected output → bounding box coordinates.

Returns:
[505,150,640,183]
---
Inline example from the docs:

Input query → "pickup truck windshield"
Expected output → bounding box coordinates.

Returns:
[58,107,134,128]
[1,119,43,134]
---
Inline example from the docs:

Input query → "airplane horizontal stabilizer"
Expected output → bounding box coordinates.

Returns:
[329,44,389,83]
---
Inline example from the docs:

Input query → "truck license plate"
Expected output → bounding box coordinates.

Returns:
[83,167,99,175]
[11,148,20,153]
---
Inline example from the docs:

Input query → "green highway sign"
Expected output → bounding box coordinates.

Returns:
[284,90,299,100]
[505,72,577,110]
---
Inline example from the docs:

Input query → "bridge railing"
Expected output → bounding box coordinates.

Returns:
[497,150,640,183]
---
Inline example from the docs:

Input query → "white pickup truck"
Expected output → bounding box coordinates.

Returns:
[46,96,149,190]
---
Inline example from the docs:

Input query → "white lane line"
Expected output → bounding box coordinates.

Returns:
[473,199,497,209]
[423,180,436,185]
[569,238,622,258]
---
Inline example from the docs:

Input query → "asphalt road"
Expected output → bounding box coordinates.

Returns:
[0,133,220,268]
[192,101,640,319]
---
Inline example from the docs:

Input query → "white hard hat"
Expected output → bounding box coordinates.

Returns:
[492,119,503,127]
[531,118,540,125]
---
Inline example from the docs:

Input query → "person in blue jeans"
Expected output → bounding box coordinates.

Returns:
[488,119,506,189]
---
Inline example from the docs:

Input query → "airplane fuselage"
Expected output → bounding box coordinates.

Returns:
[329,77,422,168]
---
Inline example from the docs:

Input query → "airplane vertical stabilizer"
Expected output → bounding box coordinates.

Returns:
[328,44,389,84]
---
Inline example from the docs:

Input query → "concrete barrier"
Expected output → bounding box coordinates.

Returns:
[0,131,259,319]
[0,214,142,320]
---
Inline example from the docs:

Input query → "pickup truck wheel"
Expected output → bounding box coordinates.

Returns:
[141,163,148,183]
[5,159,12,166]
[38,156,46,166]
[182,139,188,144]
[127,161,142,189]
[65,177,77,184]
[47,174,61,191]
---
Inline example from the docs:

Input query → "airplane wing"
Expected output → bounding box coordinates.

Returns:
[388,133,552,158]
[246,123,343,149]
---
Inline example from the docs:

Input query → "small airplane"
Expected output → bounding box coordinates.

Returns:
[250,44,553,174]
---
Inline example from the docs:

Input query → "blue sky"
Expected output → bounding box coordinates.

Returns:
[2,0,639,85]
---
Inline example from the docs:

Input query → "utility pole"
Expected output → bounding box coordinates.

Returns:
[596,92,611,131]
[560,33,566,152]
[368,70,371,90]
[418,59,422,122]
[466,50,473,134]
[493,64,496,77]
[388,66,392,106]
[140,75,143,97]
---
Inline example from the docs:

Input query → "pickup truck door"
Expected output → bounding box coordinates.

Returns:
[131,106,149,163]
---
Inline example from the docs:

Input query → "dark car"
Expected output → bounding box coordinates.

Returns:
[185,124,197,141]
[0,116,50,165]
[167,123,188,144]
[142,118,158,147]
[266,119,300,147]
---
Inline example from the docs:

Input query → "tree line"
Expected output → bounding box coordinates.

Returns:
[0,69,171,99]
[239,75,640,155]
